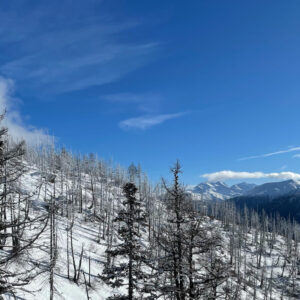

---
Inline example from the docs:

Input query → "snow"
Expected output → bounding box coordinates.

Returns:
[2,164,300,299]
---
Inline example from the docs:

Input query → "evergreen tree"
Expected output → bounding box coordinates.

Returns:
[101,182,149,300]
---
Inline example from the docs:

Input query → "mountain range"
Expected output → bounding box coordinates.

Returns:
[188,179,300,201]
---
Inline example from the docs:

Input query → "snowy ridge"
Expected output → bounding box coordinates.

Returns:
[245,179,300,198]
[188,181,256,201]
[189,179,300,201]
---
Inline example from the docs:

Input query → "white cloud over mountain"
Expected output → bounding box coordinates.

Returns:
[202,170,300,182]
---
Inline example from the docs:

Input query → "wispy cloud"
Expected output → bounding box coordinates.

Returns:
[0,77,52,145]
[202,170,300,182]
[103,93,145,104]
[0,3,158,94]
[103,93,163,113]
[293,154,300,158]
[119,112,185,130]
[279,165,287,170]
[239,146,300,160]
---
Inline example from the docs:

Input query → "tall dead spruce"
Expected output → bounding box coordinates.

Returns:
[0,114,48,297]
[154,161,230,300]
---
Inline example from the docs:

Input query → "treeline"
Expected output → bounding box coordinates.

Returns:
[229,194,300,223]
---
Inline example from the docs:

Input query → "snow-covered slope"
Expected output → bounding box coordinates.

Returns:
[245,179,300,198]
[188,181,255,201]
[7,167,300,300]
[189,179,300,201]
[231,182,256,194]
[3,166,130,300]
[3,164,300,299]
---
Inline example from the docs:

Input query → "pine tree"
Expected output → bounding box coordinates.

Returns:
[101,182,149,300]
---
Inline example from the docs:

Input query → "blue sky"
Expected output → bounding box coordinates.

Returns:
[1,0,300,184]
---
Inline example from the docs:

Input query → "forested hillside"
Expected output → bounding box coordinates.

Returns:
[230,194,300,223]
[1,115,300,300]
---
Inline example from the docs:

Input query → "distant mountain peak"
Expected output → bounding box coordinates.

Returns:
[245,179,300,198]
[188,181,256,201]
[188,179,300,201]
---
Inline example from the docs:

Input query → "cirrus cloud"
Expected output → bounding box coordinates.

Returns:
[202,170,300,182]
[0,3,159,94]
[239,146,300,160]
[119,112,186,130]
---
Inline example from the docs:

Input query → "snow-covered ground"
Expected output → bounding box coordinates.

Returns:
[3,167,126,300]
[3,166,300,299]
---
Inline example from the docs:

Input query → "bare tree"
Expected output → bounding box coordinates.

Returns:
[0,114,48,297]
